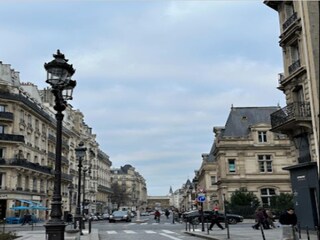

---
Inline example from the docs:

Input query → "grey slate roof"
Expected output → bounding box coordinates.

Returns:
[222,106,278,137]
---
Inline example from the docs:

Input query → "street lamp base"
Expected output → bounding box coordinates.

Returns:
[44,222,66,240]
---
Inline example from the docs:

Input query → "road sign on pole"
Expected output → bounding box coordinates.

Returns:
[197,195,206,202]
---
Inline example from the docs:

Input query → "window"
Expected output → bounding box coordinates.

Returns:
[211,176,216,185]
[258,155,272,173]
[32,178,37,192]
[260,188,276,207]
[20,110,24,122]
[290,41,300,63]
[258,131,267,143]
[228,159,236,173]
[0,148,4,158]
[0,105,5,112]
[284,2,294,19]
[0,125,5,134]
[0,173,3,189]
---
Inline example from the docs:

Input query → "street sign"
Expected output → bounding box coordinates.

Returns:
[197,195,206,202]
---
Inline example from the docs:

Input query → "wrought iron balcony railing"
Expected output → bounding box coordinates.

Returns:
[0,112,14,121]
[288,59,301,74]
[0,134,24,143]
[283,12,298,31]
[271,102,311,129]
[0,158,52,175]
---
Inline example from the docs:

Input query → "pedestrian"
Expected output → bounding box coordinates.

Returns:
[165,209,170,219]
[279,207,298,240]
[154,210,160,223]
[208,209,224,230]
[252,207,265,230]
[265,209,275,228]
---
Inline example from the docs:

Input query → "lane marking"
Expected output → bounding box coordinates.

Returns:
[159,233,182,240]
[145,230,157,234]
[162,230,175,234]
[123,230,137,234]
[106,231,117,234]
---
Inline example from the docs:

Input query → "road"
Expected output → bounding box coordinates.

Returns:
[93,215,205,240]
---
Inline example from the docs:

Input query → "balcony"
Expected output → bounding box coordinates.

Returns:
[270,102,311,132]
[0,112,14,122]
[0,134,24,143]
[288,59,301,75]
[282,12,297,31]
[0,158,52,175]
[48,134,56,142]
[61,173,73,182]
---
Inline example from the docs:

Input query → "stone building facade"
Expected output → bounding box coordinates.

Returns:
[0,61,113,220]
[110,164,147,211]
[202,106,294,211]
[264,0,319,228]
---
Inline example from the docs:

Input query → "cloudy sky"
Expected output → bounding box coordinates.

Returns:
[0,1,285,196]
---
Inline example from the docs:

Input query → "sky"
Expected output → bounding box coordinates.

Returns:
[0,0,285,196]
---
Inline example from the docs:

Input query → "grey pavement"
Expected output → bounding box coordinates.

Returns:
[2,219,318,240]
[184,220,318,240]
[1,222,99,240]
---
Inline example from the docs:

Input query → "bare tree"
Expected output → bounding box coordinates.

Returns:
[110,182,130,210]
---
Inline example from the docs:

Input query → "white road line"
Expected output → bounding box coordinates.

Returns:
[140,222,148,225]
[145,230,157,234]
[106,231,117,234]
[123,230,137,234]
[159,233,182,240]
[161,230,175,234]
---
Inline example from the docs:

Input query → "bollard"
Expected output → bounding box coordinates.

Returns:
[259,224,266,240]
[3,218,5,233]
[306,226,310,240]
[88,218,91,234]
[207,221,209,235]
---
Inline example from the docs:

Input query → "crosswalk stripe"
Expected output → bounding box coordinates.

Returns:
[106,231,117,234]
[162,230,175,234]
[159,233,182,240]
[123,230,136,234]
[145,230,157,234]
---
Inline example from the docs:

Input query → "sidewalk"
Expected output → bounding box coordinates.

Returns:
[184,221,318,240]
[1,222,99,240]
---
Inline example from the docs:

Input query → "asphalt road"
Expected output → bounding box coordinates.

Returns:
[94,215,205,240]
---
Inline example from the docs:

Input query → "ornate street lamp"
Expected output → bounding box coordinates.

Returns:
[82,165,92,225]
[68,184,74,214]
[44,50,76,240]
[75,142,87,235]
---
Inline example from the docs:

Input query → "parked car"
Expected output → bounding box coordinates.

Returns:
[182,210,243,224]
[103,213,110,220]
[109,210,132,223]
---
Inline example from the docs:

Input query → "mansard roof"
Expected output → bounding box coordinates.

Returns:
[222,106,278,137]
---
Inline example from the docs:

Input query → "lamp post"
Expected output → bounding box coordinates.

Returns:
[82,165,91,225]
[44,50,76,240]
[75,142,86,235]
[68,184,74,215]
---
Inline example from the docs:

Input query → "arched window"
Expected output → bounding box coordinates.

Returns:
[260,188,276,207]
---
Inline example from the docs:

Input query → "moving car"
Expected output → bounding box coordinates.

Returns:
[183,210,243,225]
[109,210,132,223]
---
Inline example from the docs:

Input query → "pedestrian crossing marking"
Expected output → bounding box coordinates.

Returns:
[105,229,178,235]
[159,233,182,240]
[123,230,137,234]
[162,230,175,234]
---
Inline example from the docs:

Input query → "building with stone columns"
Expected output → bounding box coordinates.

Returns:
[264,0,319,229]
[0,61,113,220]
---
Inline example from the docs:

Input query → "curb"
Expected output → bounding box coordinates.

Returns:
[184,231,220,240]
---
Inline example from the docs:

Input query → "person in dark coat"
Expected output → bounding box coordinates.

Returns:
[279,208,297,226]
[252,207,265,230]
[208,209,224,230]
